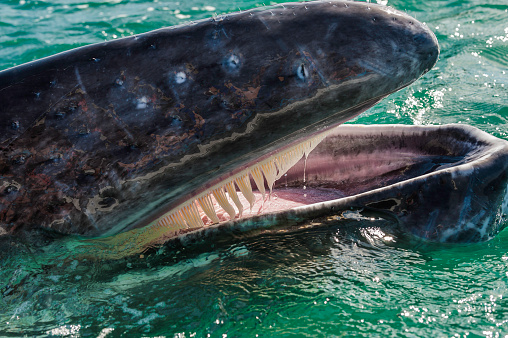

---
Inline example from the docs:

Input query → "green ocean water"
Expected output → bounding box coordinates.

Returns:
[0,0,507,336]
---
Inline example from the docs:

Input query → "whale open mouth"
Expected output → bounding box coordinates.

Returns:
[144,125,457,236]
[91,123,508,258]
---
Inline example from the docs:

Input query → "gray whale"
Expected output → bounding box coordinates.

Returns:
[1,1,501,258]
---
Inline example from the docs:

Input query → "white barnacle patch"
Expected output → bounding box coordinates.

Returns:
[296,63,309,81]
[224,54,241,72]
[136,96,149,109]
[175,71,187,84]
[2,180,21,194]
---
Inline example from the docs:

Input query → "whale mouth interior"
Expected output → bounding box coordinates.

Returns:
[97,124,484,257]
[160,125,475,230]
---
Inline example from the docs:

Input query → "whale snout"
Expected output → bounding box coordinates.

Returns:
[412,28,440,75]
[383,10,440,87]
[314,2,440,100]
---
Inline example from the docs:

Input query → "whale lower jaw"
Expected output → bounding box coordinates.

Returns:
[87,124,508,259]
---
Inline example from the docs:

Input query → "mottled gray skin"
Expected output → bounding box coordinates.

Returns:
[179,125,508,244]
[0,1,438,239]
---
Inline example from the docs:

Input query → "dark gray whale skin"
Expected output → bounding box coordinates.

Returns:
[0,1,439,240]
[178,124,508,245]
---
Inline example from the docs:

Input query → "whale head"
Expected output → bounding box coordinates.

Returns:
[0,1,439,256]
